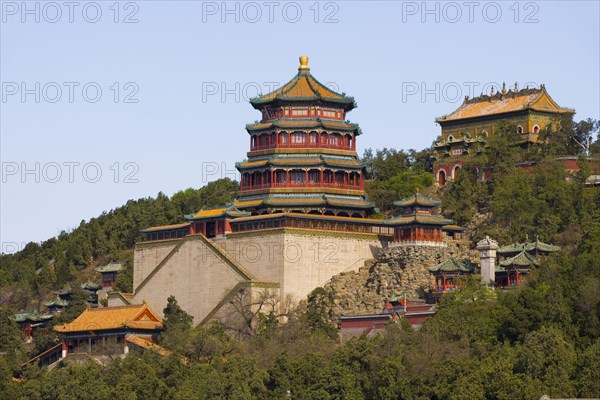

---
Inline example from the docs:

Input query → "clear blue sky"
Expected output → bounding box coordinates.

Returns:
[1,0,599,251]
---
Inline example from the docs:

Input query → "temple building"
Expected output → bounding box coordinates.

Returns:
[428,257,475,295]
[42,297,69,314]
[129,57,464,326]
[387,191,463,246]
[15,311,54,342]
[53,304,163,358]
[95,261,124,290]
[433,84,575,185]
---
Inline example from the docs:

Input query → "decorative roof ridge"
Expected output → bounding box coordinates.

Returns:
[464,86,544,105]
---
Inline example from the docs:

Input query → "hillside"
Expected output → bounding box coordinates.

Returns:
[1,119,599,399]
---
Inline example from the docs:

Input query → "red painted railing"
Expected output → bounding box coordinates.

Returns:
[240,181,364,191]
[250,142,354,151]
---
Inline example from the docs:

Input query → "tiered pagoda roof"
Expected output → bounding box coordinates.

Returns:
[250,56,356,111]
[387,191,453,227]
[232,194,375,212]
[236,154,364,170]
[246,118,360,134]
[436,85,575,123]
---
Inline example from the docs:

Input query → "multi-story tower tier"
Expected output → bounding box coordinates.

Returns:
[233,56,376,218]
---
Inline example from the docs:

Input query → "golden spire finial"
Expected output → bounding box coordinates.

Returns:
[501,82,507,94]
[298,55,310,71]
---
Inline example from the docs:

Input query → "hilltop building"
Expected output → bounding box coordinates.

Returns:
[433,84,575,185]
[129,57,464,326]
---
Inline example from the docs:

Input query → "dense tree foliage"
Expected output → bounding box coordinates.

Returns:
[0,178,239,309]
[1,120,599,398]
[362,148,434,213]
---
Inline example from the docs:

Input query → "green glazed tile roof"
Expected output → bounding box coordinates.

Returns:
[386,213,452,226]
[246,118,360,133]
[499,251,540,268]
[42,297,69,308]
[429,257,475,273]
[95,261,123,273]
[497,240,560,255]
[393,193,441,208]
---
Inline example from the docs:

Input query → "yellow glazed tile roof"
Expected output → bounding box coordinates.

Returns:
[437,87,574,122]
[239,160,269,168]
[254,74,346,102]
[141,223,190,233]
[125,334,171,356]
[234,199,264,207]
[192,208,228,218]
[54,304,163,333]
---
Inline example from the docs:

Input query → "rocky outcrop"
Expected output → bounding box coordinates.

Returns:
[324,241,477,320]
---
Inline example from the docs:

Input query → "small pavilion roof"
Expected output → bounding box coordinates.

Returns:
[499,251,540,268]
[95,261,123,274]
[54,303,163,333]
[250,56,356,111]
[393,192,441,208]
[436,85,574,123]
[428,258,475,273]
[15,311,54,323]
[42,297,69,308]
[81,281,102,292]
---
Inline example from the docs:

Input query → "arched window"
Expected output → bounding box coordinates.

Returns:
[452,165,461,179]
[533,125,540,134]
[447,135,454,143]
[517,126,523,134]
[480,130,488,138]
[438,170,447,186]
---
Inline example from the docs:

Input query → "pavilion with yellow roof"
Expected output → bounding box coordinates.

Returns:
[53,303,163,358]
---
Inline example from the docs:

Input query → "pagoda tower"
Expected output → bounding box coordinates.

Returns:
[233,56,376,218]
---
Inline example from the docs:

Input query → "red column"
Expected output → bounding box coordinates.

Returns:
[320,169,324,185]
[286,170,290,185]
[305,170,308,184]
[352,135,356,150]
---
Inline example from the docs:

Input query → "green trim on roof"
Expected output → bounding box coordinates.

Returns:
[95,261,123,273]
[499,251,540,268]
[393,193,441,208]
[428,258,475,273]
